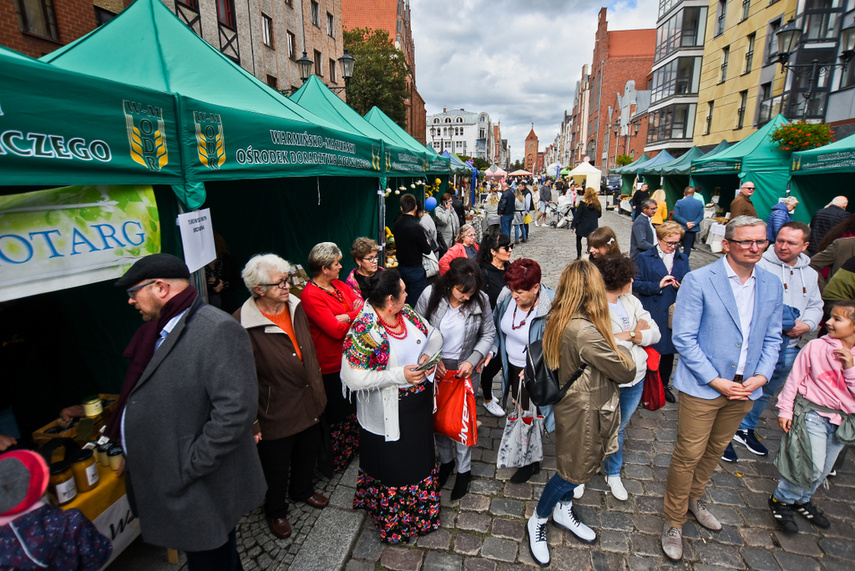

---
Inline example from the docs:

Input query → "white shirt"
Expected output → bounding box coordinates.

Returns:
[723,257,756,376]
[501,302,533,367]
[439,306,466,360]
[657,244,675,274]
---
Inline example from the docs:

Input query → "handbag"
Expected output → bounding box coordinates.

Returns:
[523,339,587,406]
[641,346,665,411]
[434,370,478,446]
[497,381,544,468]
[524,212,532,224]
[423,251,440,278]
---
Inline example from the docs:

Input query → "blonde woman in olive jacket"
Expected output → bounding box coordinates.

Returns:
[526,260,635,566]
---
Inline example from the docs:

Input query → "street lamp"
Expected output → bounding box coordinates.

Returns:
[297,51,314,83]
[775,18,855,121]
[338,50,355,87]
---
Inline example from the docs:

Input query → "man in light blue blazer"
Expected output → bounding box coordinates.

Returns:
[661,216,783,561]
[672,187,705,258]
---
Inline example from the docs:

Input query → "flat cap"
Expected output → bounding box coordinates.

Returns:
[115,253,190,288]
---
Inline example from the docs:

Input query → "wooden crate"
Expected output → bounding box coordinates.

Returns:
[32,394,119,446]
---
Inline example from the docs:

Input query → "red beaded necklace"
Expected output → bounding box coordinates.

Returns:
[511,292,539,330]
[378,311,407,339]
[310,279,346,305]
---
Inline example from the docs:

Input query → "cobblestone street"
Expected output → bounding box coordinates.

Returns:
[112,203,855,570]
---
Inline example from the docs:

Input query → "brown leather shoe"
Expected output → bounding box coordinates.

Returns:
[267,517,291,539]
[304,493,329,509]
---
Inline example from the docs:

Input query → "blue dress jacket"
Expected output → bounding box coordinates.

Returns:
[633,247,690,355]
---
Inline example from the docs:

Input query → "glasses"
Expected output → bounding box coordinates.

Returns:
[127,280,157,299]
[500,245,514,251]
[662,240,681,247]
[363,256,379,262]
[262,280,290,289]
[728,239,768,249]
[742,186,755,190]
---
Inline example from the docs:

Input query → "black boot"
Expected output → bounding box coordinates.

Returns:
[451,471,471,500]
[664,386,676,403]
[438,461,455,488]
[510,461,540,484]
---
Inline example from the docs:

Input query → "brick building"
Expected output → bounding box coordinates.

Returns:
[1,0,111,57]
[584,8,656,169]
[342,0,426,143]
[524,128,538,172]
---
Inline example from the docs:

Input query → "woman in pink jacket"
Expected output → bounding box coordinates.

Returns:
[438,224,479,275]
[769,300,855,534]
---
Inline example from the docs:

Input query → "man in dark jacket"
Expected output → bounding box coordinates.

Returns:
[114,254,266,570]
[497,182,515,238]
[630,199,657,259]
[631,183,650,221]
[809,196,849,255]
[673,187,704,258]
[393,193,432,306]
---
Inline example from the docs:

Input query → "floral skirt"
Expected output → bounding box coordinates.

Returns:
[330,414,359,472]
[354,384,440,543]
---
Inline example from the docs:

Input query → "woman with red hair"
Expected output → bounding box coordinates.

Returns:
[491,258,557,483]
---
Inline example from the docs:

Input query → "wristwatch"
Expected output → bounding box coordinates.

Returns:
[629,331,636,340]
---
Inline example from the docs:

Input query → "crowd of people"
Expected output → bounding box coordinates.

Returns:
[3,178,854,570]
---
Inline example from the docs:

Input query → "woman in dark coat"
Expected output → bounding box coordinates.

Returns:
[571,187,602,259]
[632,221,690,402]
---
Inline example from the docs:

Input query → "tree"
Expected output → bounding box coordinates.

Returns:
[616,154,634,166]
[510,159,524,171]
[458,155,490,171]
[343,28,409,128]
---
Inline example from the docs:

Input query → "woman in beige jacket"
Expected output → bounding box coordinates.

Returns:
[526,260,636,566]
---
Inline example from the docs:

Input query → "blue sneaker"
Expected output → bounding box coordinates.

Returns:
[721,443,738,462]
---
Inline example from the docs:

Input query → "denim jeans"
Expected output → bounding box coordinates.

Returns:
[514,224,523,242]
[500,214,514,238]
[604,380,645,476]
[536,473,577,518]
[681,231,696,258]
[739,344,799,432]
[773,411,845,504]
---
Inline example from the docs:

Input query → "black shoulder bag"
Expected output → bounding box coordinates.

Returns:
[524,339,587,406]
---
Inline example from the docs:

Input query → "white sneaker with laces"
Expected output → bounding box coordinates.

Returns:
[605,475,628,501]
[484,399,505,417]
[552,500,596,543]
[573,483,585,499]
[526,514,550,567]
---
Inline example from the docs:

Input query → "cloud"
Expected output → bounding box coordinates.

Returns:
[409,0,659,163]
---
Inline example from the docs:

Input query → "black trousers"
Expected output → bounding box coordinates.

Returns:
[256,423,321,518]
[660,353,675,389]
[186,529,242,571]
[480,356,503,400]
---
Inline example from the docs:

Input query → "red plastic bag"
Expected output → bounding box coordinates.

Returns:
[433,370,478,446]
[641,346,666,411]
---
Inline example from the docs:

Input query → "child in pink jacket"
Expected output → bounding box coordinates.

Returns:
[769,300,855,534]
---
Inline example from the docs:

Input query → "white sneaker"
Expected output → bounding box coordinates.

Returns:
[605,475,628,501]
[552,500,596,543]
[573,483,585,499]
[526,514,550,566]
[484,399,505,417]
[534,221,540,227]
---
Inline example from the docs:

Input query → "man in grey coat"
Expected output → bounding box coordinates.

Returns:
[113,254,266,570]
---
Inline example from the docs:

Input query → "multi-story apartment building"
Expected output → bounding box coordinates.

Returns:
[693,0,798,147]
[3,0,121,57]
[342,0,426,143]
[569,67,592,166]
[645,0,708,154]
[426,108,492,159]
[585,8,656,168]
[612,81,652,166]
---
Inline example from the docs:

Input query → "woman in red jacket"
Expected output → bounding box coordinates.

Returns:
[301,242,364,473]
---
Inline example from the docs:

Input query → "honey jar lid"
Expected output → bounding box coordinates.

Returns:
[49,460,72,475]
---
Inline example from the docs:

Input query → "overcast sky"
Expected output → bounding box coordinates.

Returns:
[409,0,659,164]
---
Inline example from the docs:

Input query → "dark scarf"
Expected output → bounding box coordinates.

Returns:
[105,286,198,440]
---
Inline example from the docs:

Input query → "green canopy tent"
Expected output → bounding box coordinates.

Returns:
[41,0,385,209]
[691,114,790,221]
[636,150,675,194]
[614,153,651,195]
[643,146,706,207]
[789,133,855,223]
[41,0,389,276]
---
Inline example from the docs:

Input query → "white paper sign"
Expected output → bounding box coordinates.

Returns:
[177,208,215,273]
[93,494,141,570]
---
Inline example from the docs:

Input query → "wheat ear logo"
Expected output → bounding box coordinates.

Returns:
[371,145,381,170]
[123,100,168,171]
[194,111,226,169]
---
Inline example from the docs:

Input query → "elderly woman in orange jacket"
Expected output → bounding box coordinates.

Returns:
[439,224,479,275]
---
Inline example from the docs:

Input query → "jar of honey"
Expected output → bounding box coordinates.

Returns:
[69,448,99,493]
[49,461,78,505]
[107,445,123,471]
[97,442,112,467]
[82,395,103,418]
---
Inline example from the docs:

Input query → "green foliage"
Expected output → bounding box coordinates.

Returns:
[458,155,490,171]
[510,159,524,171]
[615,154,634,166]
[770,121,835,152]
[343,28,410,128]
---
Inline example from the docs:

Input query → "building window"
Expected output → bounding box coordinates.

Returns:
[741,0,750,21]
[705,101,714,135]
[262,14,273,47]
[655,6,707,61]
[456,117,463,122]
[715,0,727,36]
[479,129,486,138]
[803,0,843,40]
[286,31,295,59]
[720,46,729,83]
[757,82,784,124]
[434,118,440,124]
[177,0,199,7]
[737,90,748,129]
[329,58,336,82]
[16,0,59,40]
[311,1,319,27]
[647,104,696,144]
[94,7,116,26]
[842,60,855,88]
[445,118,451,123]
[767,19,782,63]
[327,12,334,37]
[216,0,236,29]
[651,57,702,102]
[744,33,755,74]
[267,74,278,89]
[314,50,323,76]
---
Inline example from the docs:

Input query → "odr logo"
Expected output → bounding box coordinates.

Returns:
[194,111,226,170]
[123,100,168,171]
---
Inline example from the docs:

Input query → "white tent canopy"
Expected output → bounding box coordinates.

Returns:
[566,159,601,192]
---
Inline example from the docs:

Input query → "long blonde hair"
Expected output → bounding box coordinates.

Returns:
[543,260,631,369]
[583,187,602,211]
